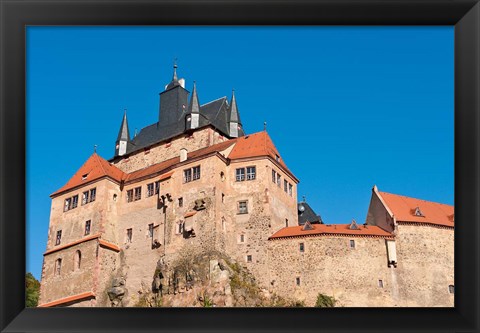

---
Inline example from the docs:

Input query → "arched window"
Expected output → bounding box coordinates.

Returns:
[55,258,62,276]
[74,250,81,270]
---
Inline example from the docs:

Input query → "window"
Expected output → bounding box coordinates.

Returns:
[284,179,288,192]
[246,166,256,180]
[148,223,154,237]
[134,187,142,201]
[299,243,305,253]
[240,234,245,243]
[82,188,96,205]
[72,195,78,209]
[74,250,81,270]
[90,188,96,202]
[222,193,225,203]
[277,173,281,187]
[177,222,184,235]
[64,195,78,211]
[55,258,62,276]
[449,285,455,294]
[147,183,154,197]
[246,255,252,263]
[236,168,245,182]
[155,181,160,195]
[238,201,248,214]
[178,197,183,207]
[81,173,88,180]
[192,166,201,180]
[288,183,293,196]
[55,230,62,245]
[350,240,355,249]
[126,228,133,243]
[183,168,192,183]
[275,154,280,162]
[296,277,301,286]
[126,189,133,203]
[85,220,91,236]
[378,280,384,288]
[272,170,276,183]
[286,219,289,227]
[82,191,89,205]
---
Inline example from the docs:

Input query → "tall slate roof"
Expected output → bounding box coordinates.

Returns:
[297,201,323,225]
[113,66,245,158]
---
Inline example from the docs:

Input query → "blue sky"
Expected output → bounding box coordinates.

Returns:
[27,27,454,280]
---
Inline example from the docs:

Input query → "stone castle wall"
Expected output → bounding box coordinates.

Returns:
[393,223,454,306]
[112,127,227,173]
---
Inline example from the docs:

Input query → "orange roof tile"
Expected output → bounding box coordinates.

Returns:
[38,291,95,307]
[184,211,197,218]
[51,153,126,197]
[43,233,101,255]
[378,191,454,227]
[228,131,297,181]
[98,239,121,252]
[269,224,394,240]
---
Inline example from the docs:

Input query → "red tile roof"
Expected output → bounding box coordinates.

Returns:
[51,131,297,195]
[38,291,95,307]
[269,224,394,240]
[228,131,296,181]
[378,191,454,227]
[51,153,126,197]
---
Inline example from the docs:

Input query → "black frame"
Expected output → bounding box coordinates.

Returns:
[1,1,479,332]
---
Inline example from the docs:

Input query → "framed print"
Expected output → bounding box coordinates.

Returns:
[1,0,479,332]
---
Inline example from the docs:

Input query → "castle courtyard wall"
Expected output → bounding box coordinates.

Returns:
[268,235,397,307]
[393,223,454,306]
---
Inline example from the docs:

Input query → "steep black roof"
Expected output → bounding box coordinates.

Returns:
[112,65,245,158]
[297,202,323,225]
[121,97,232,155]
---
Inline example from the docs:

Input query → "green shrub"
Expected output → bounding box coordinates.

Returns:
[315,293,336,307]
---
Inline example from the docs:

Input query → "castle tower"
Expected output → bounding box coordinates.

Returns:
[115,110,130,157]
[158,62,189,126]
[186,81,200,130]
[228,90,244,138]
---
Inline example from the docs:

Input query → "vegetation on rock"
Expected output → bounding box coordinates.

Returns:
[315,293,336,307]
[26,272,40,308]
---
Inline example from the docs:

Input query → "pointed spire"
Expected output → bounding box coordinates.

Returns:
[188,81,200,114]
[165,59,180,91]
[116,109,130,142]
[172,58,178,81]
[115,110,130,157]
[229,89,240,123]
[228,89,244,138]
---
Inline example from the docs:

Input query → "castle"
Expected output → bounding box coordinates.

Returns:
[38,65,454,307]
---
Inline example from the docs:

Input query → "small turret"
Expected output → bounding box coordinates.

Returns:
[186,81,200,130]
[115,110,130,157]
[228,90,244,138]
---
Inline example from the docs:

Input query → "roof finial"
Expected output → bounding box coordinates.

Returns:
[173,58,178,81]
[264,121,267,131]
[303,195,306,203]
[94,144,97,153]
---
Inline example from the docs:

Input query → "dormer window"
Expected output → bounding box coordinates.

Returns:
[449,214,454,222]
[348,219,359,230]
[81,173,88,180]
[413,207,424,217]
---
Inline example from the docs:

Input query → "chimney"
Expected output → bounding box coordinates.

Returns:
[180,148,187,162]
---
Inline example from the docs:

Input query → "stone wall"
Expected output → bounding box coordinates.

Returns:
[268,235,397,307]
[39,240,98,304]
[112,127,227,173]
[394,223,454,306]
